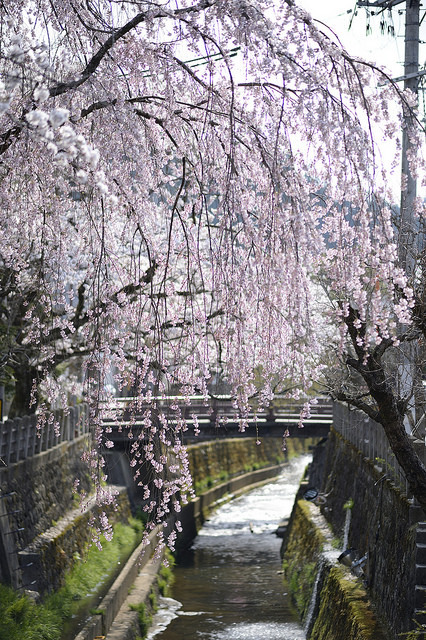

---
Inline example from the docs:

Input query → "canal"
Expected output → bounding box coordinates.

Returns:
[147,455,309,640]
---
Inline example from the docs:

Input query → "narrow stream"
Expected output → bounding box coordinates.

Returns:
[148,455,310,640]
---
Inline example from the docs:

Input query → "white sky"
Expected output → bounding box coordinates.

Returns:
[298,1,426,200]
[298,0,410,76]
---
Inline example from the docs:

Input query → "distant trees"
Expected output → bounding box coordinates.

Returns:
[0,0,425,529]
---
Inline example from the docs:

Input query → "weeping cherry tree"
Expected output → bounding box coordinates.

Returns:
[0,0,425,548]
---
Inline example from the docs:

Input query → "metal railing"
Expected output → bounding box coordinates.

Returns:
[0,404,89,466]
[333,402,410,496]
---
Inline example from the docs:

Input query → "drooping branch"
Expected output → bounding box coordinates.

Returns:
[49,1,217,98]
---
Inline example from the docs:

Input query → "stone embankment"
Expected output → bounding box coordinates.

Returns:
[0,435,93,588]
[283,493,388,640]
[282,427,425,640]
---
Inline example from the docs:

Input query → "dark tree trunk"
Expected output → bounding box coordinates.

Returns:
[343,306,426,514]
[8,366,38,419]
[368,371,426,513]
[378,407,426,514]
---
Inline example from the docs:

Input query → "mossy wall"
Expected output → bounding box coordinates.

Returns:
[20,487,131,593]
[187,436,312,492]
[283,498,388,640]
[313,428,417,637]
[282,500,327,619]
[0,436,92,551]
[310,567,388,640]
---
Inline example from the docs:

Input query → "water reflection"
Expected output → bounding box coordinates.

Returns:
[148,456,310,640]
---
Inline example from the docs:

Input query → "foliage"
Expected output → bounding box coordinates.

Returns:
[130,601,152,638]
[0,0,425,534]
[0,518,144,640]
[0,585,60,640]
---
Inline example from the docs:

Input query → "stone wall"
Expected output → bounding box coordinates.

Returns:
[283,499,388,640]
[315,428,417,636]
[0,436,94,588]
[283,427,420,639]
[0,436,92,550]
[187,436,311,491]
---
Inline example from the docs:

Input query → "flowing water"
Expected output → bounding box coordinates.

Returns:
[148,456,310,640]
[342,507,351,551]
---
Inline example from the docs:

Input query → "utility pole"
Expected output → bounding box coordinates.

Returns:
[356,0,423,436]
[356,0,420,270]
[398,1,422,439]
[400,0,420,275]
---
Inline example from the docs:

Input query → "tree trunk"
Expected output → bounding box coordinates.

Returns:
[8,366,38,419]
[369,379,426,514]
[379,409,426,514]
[344,309,426,514]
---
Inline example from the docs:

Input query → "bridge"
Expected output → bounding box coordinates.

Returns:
[104,395,333,444]
[0,395,332,467]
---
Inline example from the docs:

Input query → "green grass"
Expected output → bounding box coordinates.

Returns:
[157,548,175,597]
[149,587,158,612]
[129,601,152,638]
[0,585,60,640]
[0,517,144,640]
[46,517,144,621]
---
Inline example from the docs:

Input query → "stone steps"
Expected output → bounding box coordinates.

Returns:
[415,523,426,628]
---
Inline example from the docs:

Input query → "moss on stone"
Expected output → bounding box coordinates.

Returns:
[187,437,316,495]
[129,601,152,639]
[310,567,388,640]
[283,497,389,640]
[283,500,327,619]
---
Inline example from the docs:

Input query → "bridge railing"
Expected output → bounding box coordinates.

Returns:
[110,394,333,427]
[332,402,410,496]
[0,404,90,466]
[0,394,333,464]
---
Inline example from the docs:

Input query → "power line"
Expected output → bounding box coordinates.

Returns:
[357,0,406,10]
